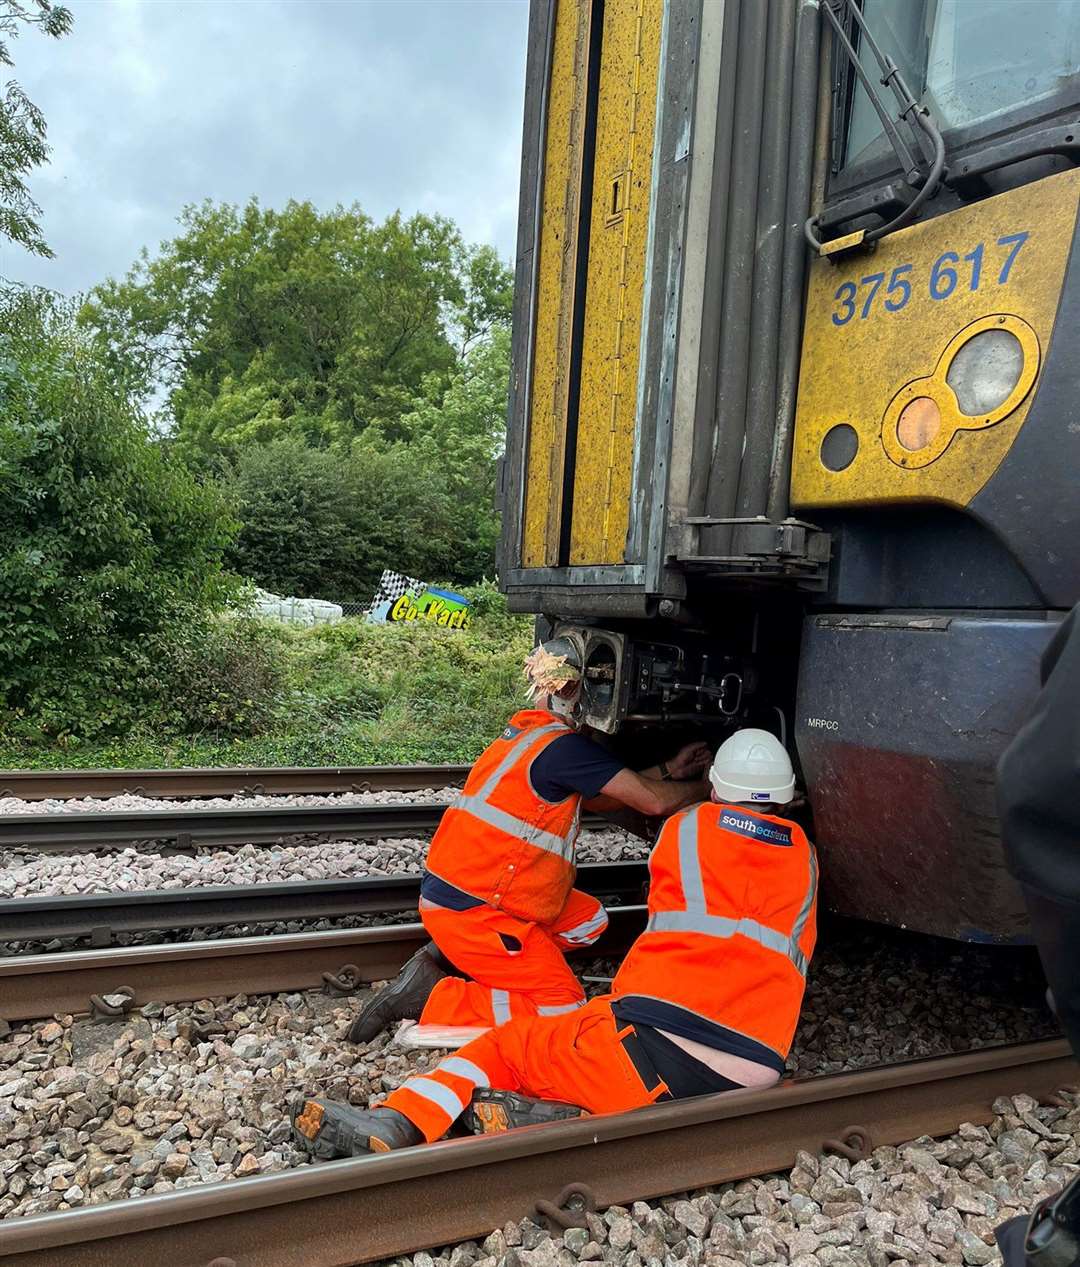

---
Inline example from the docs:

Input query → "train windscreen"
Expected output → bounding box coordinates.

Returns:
[841,0,1080,172]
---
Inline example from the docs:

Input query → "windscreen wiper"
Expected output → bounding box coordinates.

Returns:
[806,0,946,255]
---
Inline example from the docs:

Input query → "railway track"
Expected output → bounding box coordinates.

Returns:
[0,801,613,853]
[0,860,650,945]
[0,801,456,852]
[0,763,470,801]
[0,909,646,1021]
[0,1036,1070,1267]
[0,913,1072,1265]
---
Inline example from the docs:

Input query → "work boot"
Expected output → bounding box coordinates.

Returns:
[290,1097,423,1159]
[464,1088,587,1135]
[347,943,447,1044]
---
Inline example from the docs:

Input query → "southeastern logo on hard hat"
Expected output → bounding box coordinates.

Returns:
[709,728,795,806]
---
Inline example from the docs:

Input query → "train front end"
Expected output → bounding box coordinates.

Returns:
[499,0,1080,941]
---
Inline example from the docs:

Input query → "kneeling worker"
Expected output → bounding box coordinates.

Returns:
[346,638,712,1044]
[292,729,817,1156]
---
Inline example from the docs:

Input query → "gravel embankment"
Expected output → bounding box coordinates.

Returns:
[0,829,643,900]
[0,926,1063,1233]
[378,1104,1079,1267]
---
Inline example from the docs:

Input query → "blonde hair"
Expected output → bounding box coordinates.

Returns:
[523,644,581,701]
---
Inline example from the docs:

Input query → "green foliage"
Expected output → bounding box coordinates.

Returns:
[75,197,515,604]
[0,588,534,768]
[389,325,510,580]
[221,439,356,599]
[79,199,513,455]
[220,328,511,598]
[0,287,239,739]
[153,616,288,738]
[0,1,71,257]
[8,193,518,745]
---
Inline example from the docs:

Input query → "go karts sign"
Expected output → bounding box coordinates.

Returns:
[366,570,470,631]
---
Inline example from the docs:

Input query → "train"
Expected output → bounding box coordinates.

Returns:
[496,0,1080,943]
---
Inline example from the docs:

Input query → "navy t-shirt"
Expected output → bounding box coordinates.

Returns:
[530,732,626,803]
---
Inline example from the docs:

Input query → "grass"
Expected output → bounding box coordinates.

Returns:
[0,586,535,771]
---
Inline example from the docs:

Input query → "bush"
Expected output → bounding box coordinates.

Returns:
[221,438,356,599]
[153,615,288,737]
[0,287,238,740]
[217,330,511,604]
[0,587,535,768]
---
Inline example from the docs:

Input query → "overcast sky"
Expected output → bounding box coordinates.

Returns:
[1,0,529,296]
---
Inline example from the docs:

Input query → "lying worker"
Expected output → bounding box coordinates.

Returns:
[291,728,817,1156]
[345,637,712,1044]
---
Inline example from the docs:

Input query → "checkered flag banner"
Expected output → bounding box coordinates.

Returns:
[366,569,426,621]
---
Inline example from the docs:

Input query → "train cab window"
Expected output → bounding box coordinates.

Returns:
[840,0,1080,173]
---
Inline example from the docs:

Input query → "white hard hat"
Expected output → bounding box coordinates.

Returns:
[709,728,795,805]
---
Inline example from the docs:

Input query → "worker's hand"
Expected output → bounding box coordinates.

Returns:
[667,741,712,780]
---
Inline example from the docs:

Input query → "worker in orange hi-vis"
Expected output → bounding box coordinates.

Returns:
[345,638,712,1045]
[290,730,818,1157]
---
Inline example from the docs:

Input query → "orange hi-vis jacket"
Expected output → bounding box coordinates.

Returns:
[424,710,583,924]
[611,800,818,1073]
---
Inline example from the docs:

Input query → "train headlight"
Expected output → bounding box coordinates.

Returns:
[896,396,942,452]
[945,328,1025,416]
[880,314,1039,470]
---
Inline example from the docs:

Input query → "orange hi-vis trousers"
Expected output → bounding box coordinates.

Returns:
[384,997,670,1142]
[418,889,609,1028]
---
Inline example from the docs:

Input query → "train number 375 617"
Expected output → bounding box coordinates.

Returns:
[830,231,1030,327]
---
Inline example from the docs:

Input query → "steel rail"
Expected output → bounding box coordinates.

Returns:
[0,908,646,1022]
[0,802,453,851]
[0,1038,1071,1267]
[0,764,470,801]
[0,861,650,944]
[0,803,610,853]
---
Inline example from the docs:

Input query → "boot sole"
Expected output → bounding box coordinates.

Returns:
[465,1092,586,1135]
[290,1097,393,1158]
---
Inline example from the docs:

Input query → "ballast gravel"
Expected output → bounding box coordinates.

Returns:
[376,1103,1079,1267]
[0,788,462,816]
[0,928,1065,1252]
[0,829,641,900]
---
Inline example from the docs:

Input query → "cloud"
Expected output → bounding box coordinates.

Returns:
[0,0,529,295]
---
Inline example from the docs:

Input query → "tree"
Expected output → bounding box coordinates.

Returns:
[79,199,513,456]
[391,325,510,580]
[0,0,72,258]
[0,287,238,738]
[456,243,515,356]
[222,438,356,599]
[222,326,510,601]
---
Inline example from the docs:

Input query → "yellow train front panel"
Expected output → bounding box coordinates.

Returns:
[568,0,662,565]
[521,0,594,569]
[791,167,1080,512]
[520,0,663,569]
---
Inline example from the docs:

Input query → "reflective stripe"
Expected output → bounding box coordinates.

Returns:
[456,797,575,860]
[791,846,818,958]
[560,908,609,944]
[438,1056,490,1087]
[455,721,578,861]
[678,812,707,912]
[404,1076,467,1118]
[537,1001,586,1016]
[474,722,567,800]
[647,910,796,962]
[660,809,817,977]
[491,989,512,1024]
